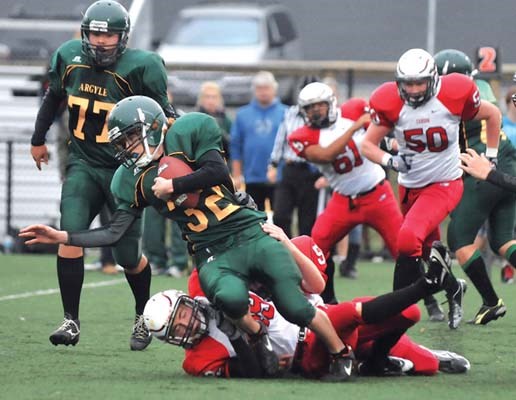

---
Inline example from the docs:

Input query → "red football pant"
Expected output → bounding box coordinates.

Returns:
[312,181,403,259]
[397,179,463,258]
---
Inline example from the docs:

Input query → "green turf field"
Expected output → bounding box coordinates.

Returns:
[1,253,515,400]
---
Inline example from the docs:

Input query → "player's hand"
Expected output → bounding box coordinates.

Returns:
[18,224,68,245]
[152,177,174,200]
[261,222,289,244]
[234,191,258,210]
[31,145,49,171]
[266,165,277,183]
[387,154,413,173]
[314,176,328,189]
[278,354,293,371]
[214,310,241,340]
[459,148,492,180]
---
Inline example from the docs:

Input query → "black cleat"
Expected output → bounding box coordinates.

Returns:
[130,314,152,351]
[425,241,453,290]
[358,356,414,376]
[339,260,358,279]
[321,346,356,382]
[467,299,507,325]
[429,349,471,373]
[249,321,280,377]
[425,300,445,322]
[447,279,467,330]
[49,314,80,346]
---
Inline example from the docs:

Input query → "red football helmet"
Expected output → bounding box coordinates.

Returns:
[291,235,328,282]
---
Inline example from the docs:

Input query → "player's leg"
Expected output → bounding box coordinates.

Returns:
[396,181,463,322]
[142,206,168,275]
[255,233,355,381]
[449,177,506,326]
[311,192,356,303]
[50,162,105,346]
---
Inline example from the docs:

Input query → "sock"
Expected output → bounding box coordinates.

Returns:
[361,279,429,324]
[368,330,405,370]
[321,256,338,304]
[57,255,84,320]
[505,244,516,268]
[125,262,152,315]
[462,250,498,306]
[393,255,423,290]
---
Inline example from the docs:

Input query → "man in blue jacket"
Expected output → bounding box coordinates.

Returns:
[231,71,287,211]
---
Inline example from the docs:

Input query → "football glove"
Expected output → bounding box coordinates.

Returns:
[235,191,258,210]
[387,154,413,173]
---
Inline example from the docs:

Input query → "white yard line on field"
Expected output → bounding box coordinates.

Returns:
[0,278,126,302]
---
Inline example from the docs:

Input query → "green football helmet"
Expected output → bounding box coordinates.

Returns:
[108,96,167,168]
[434,49,474,76]
[81,0,130,67]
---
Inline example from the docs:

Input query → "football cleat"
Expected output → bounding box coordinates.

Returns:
[430,349,471,373]
[467,299,507,325]
[425,300,445,322]
[446,279,467,330]
[425,241,453,290]
[130,314,152,351]
[49,314,80,346]
[358,356,414,376]
[249,321,280,377]
[321,346,356,382]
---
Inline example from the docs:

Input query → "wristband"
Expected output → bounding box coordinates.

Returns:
[381,153,392,167]
[485,147,498,158]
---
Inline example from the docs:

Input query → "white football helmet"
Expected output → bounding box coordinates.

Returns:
[396,48,439,107]
[298,82,338,128]
[143,289,209,348]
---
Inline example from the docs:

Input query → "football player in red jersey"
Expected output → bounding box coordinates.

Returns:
[144,225,469,378]
[288,83,403,304]
[361,48,501,329]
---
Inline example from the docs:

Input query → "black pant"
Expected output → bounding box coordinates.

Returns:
[272,163,319,238]
[245,182,276,212]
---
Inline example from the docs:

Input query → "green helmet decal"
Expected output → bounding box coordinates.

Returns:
[434,49,474,76]
[81,0,130,67]
[108,96,167,168]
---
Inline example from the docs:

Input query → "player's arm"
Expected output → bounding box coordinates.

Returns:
[473,99,501,158]
[303,115,369,163]
[152,150,233,199]
[19,209,138,247]
[30,88,67,170]
[361,123,392,164]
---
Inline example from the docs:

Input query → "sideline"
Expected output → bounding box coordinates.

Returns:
[0,278,126,302]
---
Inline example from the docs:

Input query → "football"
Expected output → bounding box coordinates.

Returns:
[158,156,200,208]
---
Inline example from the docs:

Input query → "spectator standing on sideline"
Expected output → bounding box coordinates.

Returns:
[196,81,232,159]
[267,76,321,237]
[29,0,177,350]
[361,48,501,329]
[435,49,511,325]
[231,71,287,211]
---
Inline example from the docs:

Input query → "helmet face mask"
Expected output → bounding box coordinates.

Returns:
[298,82,338,128]
[396,48,439,108]
[107,96,167,168]
[81,0,130,67]
[143,290,209,349]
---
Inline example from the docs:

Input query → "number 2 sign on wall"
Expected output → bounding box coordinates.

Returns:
[475,46,501,78]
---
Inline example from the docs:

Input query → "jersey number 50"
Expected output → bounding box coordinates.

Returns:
[403,126,448,153]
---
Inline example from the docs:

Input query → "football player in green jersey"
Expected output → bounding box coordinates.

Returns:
[21,96,362,381]
[435,49,512,326]
[29,0,177,350]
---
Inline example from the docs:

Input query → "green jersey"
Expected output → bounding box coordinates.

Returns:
[111,113,266,252]
[47,39,170,168]
[463,79,514,160]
